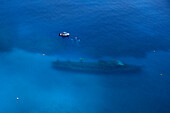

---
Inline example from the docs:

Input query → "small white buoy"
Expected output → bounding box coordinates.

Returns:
[17,97,19,100]
[42,54,45,56]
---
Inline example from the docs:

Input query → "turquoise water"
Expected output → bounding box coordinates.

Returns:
[0,0,170,113]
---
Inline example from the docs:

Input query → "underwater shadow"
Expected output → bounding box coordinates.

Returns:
[51,60,142,76]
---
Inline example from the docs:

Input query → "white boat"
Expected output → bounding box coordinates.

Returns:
[59,32,70,37]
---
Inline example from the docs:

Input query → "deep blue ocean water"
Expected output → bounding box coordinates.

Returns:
[0,0,170,113]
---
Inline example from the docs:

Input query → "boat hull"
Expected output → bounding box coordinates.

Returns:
[59,33,70,37]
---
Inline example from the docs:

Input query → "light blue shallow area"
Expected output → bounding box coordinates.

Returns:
[0,0,169,113]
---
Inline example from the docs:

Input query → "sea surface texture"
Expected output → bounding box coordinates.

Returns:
[0,0,170,113]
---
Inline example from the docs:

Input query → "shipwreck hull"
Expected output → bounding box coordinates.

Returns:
[52,60,141,74]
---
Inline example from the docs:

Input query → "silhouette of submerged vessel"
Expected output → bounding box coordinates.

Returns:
[52,59,140,74]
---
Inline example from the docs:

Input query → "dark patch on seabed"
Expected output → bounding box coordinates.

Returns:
[0,36,12,52]
[52,60,142,75]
